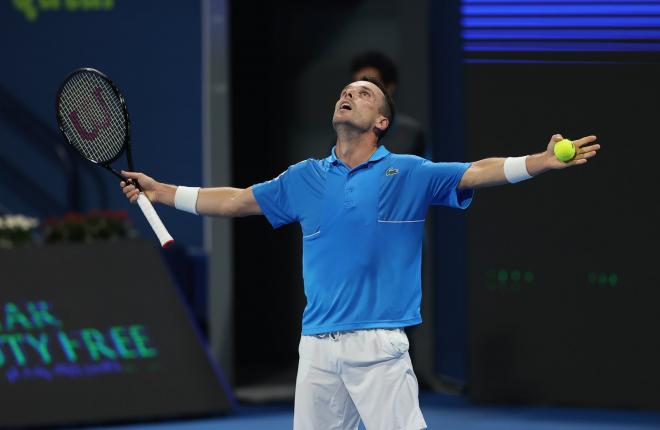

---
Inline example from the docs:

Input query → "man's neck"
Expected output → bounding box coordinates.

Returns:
[335,131,378,169]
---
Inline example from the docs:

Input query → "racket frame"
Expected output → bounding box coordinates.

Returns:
[55,67,174,248]
[55,67,135,180]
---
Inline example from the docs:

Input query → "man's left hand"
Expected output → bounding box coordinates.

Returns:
[544,134,600,170]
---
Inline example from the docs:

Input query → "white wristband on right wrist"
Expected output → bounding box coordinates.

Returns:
[503,156,532,184]
[174,186,200,215]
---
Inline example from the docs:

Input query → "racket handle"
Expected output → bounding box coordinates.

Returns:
[136,193,174,248]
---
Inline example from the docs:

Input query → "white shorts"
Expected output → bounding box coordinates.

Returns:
[293,328,427,430]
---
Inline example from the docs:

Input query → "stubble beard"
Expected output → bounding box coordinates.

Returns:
[333,114,369,141]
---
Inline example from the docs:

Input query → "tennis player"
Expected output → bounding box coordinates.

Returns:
[120,77,599,429]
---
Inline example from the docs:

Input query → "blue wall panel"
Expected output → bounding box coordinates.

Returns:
[0,1,203,246]
[462,0,660,53]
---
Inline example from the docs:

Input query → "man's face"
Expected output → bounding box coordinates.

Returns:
[332,80,388,136]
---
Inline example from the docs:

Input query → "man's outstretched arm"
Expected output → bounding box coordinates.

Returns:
[119,171,262,217]
[458,134,600,190]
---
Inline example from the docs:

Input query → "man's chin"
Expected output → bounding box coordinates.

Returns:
[332,117,355,130]
[333,117,371,136]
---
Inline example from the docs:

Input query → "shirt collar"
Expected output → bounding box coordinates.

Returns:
[368,145,390,163]
[329,146,340,165]
[329,145,390,166]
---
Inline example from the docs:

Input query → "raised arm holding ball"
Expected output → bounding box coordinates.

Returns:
[119,77,599,430]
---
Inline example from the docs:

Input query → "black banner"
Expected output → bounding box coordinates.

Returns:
[0,239,231,428]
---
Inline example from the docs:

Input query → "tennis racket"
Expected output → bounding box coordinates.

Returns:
[55,68,174,248]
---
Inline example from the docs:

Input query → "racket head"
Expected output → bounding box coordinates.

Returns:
[56,68,131,167]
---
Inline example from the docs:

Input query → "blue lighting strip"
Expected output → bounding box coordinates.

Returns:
[464,59,629,64]
[464,4,660,14]
[464,17,660,27]
[465,29,660,39]
[462,0,660,53]
[464,0,660,3]
[465,41,660,51]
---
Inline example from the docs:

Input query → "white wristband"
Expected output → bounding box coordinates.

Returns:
[503,156,532,184]
[174,186,200,215]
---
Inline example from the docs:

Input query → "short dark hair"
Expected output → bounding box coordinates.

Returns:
[359,76,396,141]
[350,51,399,87]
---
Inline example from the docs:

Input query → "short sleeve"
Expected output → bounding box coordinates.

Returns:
[252,168,298,228]
[416,160,474,209]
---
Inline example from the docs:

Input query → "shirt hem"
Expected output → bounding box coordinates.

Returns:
[300,317,422,336]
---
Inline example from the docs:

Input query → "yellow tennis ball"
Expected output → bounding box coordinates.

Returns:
[554,139,576,162]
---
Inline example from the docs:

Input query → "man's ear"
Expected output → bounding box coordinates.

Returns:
[374,115,390,136]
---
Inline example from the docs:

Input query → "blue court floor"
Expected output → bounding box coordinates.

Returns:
[84,392,660,430]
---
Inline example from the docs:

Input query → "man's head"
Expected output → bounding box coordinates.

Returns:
[332,76,396,142]
[350,51,398,96]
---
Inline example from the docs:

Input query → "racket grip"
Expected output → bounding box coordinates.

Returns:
[136,193,174,248]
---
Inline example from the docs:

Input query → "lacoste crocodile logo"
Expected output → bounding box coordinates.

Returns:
[385,167,399,176]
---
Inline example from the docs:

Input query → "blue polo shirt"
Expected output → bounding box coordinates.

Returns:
[252,146,473,335]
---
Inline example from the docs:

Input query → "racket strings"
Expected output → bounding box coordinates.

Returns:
[58,72,126,164]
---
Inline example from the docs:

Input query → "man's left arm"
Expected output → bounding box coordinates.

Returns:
[458,134,600,190]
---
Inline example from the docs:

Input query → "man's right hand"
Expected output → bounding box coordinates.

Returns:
[120,171,159,204]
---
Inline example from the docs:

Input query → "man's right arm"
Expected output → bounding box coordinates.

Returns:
[196,187,262,217]
[120,171,262,217]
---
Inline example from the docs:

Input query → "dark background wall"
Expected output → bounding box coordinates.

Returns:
[462,1,660,407]
[466,61,660,408]
[229,0,437,388]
